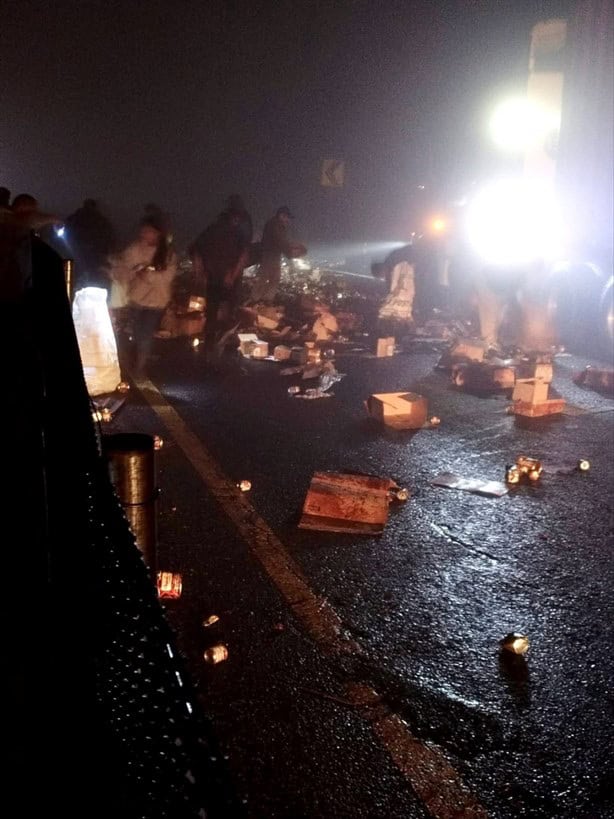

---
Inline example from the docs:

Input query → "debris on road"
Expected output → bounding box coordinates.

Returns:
[366,391,427,429]
[573,365,614,395]
[202,615,220,628]
[299,471,403,534]
[376,336,396,357]
[238,480,252,492]
[452,360,516,391]
[431,472,509,497]
[578,458,591,471]
[203,645,228,664]
[505,455,543,484]
[500,633,530,655]
[157,571,183,599]
[153,434,164,450]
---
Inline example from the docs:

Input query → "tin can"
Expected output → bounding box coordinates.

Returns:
[516,456,542,480]
[203,645,228,665]
[501,632,530,655]
[577,459,590,472]
[157,571,182,599]
[505,465,521,484]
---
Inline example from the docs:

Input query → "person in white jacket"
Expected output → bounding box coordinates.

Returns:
[106,219,177,375]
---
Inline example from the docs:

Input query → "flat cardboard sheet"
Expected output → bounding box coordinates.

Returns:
[431,472,509,497]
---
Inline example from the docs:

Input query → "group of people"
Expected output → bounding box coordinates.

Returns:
[1,185,305,374]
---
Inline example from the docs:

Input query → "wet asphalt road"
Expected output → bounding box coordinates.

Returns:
[109,337,614,819]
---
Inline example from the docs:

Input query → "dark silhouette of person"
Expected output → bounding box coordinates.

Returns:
[252,205,296,303]
[65,198,116,288]
[189,209,247,365]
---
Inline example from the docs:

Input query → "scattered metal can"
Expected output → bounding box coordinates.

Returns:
[517,455,543,481]
[287,385,301,395]
[203,645,228,665]
[116,381,130,393]
[153,435,164,450]
[578,459,590,472]
[501,632,530,655]
[238,480,252,492]
[505,465,521,484]
[157,571,182,600]
[323,348,336,360]
[191,337,201,348]
[92,409,103,423]
[202,614,220,628]
[101,407,112,423]
[394,487,410,501]
[429,416,441,426]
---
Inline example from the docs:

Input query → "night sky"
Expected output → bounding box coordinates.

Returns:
[1,0,575,249]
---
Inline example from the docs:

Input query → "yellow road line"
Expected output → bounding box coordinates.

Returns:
[137,376,488,819]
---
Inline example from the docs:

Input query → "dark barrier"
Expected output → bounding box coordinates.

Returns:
[103,432,157,572]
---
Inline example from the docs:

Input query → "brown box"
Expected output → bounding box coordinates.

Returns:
[273,345,292,361]
[517,361,553,382]
[450,338,485,362]
[512,398,566,417]
[238,333,260,356]
[250,340,269,359]
[366,391,427,430]
[512,379,549,404]
[299,472,396,534]
[376,337,395,357]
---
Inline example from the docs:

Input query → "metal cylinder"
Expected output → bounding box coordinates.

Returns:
[103,432,157,572]
[63,258,74,301]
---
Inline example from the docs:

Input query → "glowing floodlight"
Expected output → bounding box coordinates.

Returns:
[489,97,560,153]
[466,178,562,266]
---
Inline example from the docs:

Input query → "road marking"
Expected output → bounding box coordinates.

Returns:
[137,376,488,819]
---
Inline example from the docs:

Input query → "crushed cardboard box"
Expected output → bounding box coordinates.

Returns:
[366,391,427,430]
[299,471,399,534]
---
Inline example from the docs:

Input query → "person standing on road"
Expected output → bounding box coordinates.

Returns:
[252,205,303,303]
[189,209,248,366]
[65,198,116,289]
[106,218,177,375]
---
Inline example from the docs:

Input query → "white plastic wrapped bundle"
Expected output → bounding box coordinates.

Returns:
[72,287,121,396]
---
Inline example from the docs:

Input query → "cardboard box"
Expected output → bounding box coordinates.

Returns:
[250,341,269,359]
[366,391,427,430]
[299,471,396,534]
[517,361,553,382]
[512,378,549,404]
[450,338,485,362]
[376,337,395,357]
[512,398,566,417]
[256,314,278,330]
[238,333,260,356]
[273,345,292,361]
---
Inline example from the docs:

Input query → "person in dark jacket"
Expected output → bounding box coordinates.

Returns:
[251,206,298,303]
[190,209,248,364]
[65,198,116,288]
